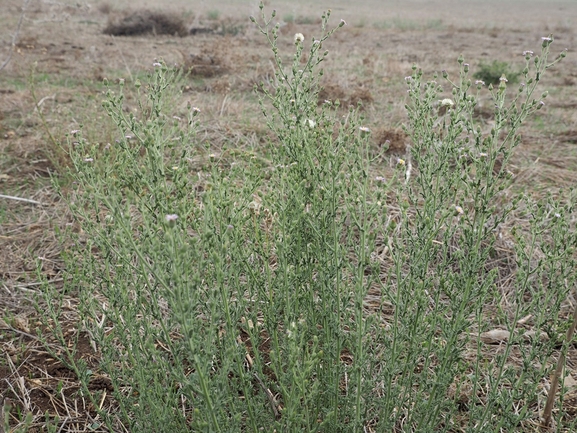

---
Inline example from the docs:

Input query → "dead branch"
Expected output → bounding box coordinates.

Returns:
[0,0,32,72]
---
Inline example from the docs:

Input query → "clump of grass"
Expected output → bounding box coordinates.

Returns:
[295,15,318,25]
[41,6,574,431]
[373,18,443,31]
[473,59,521,85]
[206,9,220,20]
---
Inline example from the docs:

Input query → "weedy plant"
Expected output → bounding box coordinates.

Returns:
[40,3,576,431]
[473,59,521,85]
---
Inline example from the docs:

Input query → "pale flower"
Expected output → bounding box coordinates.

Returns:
[294,33,305,44]
[440,98,454,108]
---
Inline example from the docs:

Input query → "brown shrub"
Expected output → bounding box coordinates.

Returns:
[349,86,374,106]
[373,128,408,154]
[97,2,112,15]
[318,82,374,107]
[318,83,347,104]
[184,52,229,78]
[183,40,234,78]
[103,10,188,37]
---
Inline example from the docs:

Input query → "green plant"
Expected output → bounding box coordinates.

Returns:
[395,36,571,431]
[295,15,317,25]
[206,9,220,20]
[473,59,521,85]
[219,19,246,36]
[43,6,575,431]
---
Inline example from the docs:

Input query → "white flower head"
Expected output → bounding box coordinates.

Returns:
[306,119,316,128]
[294,33,305,44]
[165,214,178,222]
[440,98,454,108]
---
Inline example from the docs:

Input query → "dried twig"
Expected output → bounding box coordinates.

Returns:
[253,371,281,419]
[542,298,577,428]
[0,393,5,433]
[0,193,43,206]
[0,0,32,72]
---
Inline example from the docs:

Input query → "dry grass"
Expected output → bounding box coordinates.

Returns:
[103,10,189,37]
[1,0,577,430]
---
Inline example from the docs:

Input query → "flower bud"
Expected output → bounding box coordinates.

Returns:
[541,36,552,48]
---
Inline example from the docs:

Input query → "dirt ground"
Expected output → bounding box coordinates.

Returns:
[1,0,577,431]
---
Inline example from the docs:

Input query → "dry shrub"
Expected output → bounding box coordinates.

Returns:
[183,41,232,78]
[279,21,297,35]
[207,77,232,93]
[98,2,112,15]
[472,104,493,120]
[189,26,215,36]
[558,129,577,144]
[318,82,347,104]
[349,86,373,106]
[184,52,229,78]
[318,82,374,107]
[103,10,188,37]
[373,127,408,154]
